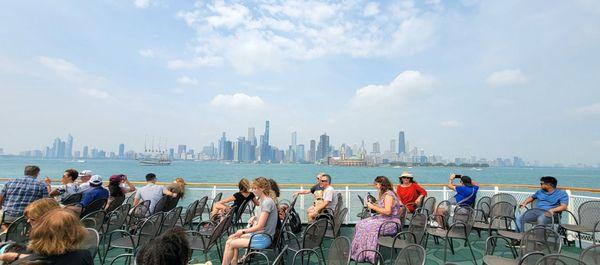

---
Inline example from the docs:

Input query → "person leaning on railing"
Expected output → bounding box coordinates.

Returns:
[396,171,427,214]
[293,173,326,222]
[515,176,568,232]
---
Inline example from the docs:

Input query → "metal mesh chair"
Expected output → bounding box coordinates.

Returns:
[491,193,518,209]
[81,210,107,232]
[106,212,164,257]
[192,196,210,226]
[580,244,600,265]
[327,236,351,265]
[160,206,182,234]
[272,245,288,265]
[534,254,586,265]
[378,213,427,258]
[429,200,452,230]
[105,196,126,213]
[103,204,131,237]
[61,193,83,205]
[109,253,134,265]
[125,193,135,205]
[285,218,329,260]
[292,248,323,265]
[3,216,30,245]
[393,244,426,265]
[416,197,436,216]
[560,200,600,248]
[325,207,348,238]
[352,249,384,265]
[427,206,477,264]
[483,226,561,265]
[473,201,515,237]
[80,198,108,218]
[127,200,151,230]
[179,199,200,229]
[153,195,170,213]
[186,210,234,262]
[81,228,100,259]
[207,192,223,215]
[498,208,554,256]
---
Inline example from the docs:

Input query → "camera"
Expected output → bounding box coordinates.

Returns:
[453,174,462,180]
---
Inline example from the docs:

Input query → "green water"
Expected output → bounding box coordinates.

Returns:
[0,156,599,189]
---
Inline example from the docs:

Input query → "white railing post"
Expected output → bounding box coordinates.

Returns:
[494,186,499,194]
[443,186,448,200]
[565,189,576,241]
[212,185,217,199]
[300,186,305,210]
[345,186,350,224]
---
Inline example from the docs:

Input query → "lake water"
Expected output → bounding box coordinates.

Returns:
[1,156,599,189]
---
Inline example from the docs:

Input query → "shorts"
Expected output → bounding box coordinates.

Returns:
[249,233,272,249]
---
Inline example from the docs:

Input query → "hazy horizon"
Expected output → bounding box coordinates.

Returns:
[1,1,599,165]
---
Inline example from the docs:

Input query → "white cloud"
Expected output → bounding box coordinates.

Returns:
[486,69,527,86]
[133,0,151,9]
[177,76,198,85]
[138,49,155,58]
[172,0,438,73]
[38,56,111,99]
[80,88,110,99]
[351,70,434,108]
[209,93,265,109]
[576,102,600,114]
[440,120,459,128]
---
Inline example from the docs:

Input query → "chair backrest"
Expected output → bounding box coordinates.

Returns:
[4,216,30,244]
[580,244,600,265]
[327,236,351,265]
[434,200,452,228]
[109,253,134,265]
[577,200,600,228]
[491,193,517,209]
[208,211,234,247]
[137,212,164,248]
[234,199,251,226]
[105,204,131,234]
[61,193,83,205]
[477,196,491,209]
[210,192,223,211]
[333,208,348,237]
[334,193,344,213]
[81,198,108,217]
[181,199,200,227]
[289,194,299,211]
[273,245,289,265]
[393,244,426,265]
[81,228,100,259]
[125,193,135,205]
[357,195,365,207]
[520,226,561,256]
[153,195,170,213]
[490,201,516,218]
[193,196,209,220]
[165,196,180,212]
[450,206,474,236]
[81,210,107,232]
[302,218,328,249]
[161,206,183,234]
[105,196,126,213]
[534,254,586,265]
[128,200,151,228]
[408,213,427,244]
[293,248,323,265]
[419,197,436,216]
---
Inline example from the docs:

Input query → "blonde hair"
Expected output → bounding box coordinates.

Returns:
[28,208,87,256]
[253,177,277,204]
[168,178,186,198]
[24,198,60,221]
[238,178,251,192]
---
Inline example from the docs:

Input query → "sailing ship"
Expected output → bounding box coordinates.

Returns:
[138,136,172,166]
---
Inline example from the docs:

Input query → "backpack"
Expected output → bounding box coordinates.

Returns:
[288,208,302,234]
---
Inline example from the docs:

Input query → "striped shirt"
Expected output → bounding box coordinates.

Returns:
[1,176,49,217]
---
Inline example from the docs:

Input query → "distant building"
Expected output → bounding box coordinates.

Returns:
[316,133,330,160]
[398,131,406,154]
[118,143,125,159]
[66,134,73,159]
[308,140,316,162]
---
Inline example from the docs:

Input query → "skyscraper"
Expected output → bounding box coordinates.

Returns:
[398,131,406,154]
[290,131,297,162]
[390,139,396,154]
[218,132,227,160]
[260,121,271,162]
[316,133,330,160]
[118,143,125,159]
[66,134,73,159]
[372,142,380,154]
[308,140,316,162]
[83,146,89,159]
[248,127,257,146]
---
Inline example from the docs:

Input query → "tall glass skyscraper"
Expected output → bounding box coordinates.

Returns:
[398,131,406,154]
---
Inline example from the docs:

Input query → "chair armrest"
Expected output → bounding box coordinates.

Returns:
[560,209,578,225]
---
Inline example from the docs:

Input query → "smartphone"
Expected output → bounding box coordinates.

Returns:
[454,174,462,179]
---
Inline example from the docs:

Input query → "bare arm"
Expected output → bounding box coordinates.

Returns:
[294,189,312,196]
[447,175,457,191]
[243,211,269,233]
[519,196,535,208]
[133,197,139,207]
[125,179,136,192]
[548,204,568,215]
[0,194,4,209]
[217,195,235,205]
[163,188,177,197]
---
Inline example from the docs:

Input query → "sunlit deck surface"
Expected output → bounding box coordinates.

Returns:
[102,225,585,265]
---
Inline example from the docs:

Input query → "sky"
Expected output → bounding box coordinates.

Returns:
[1,0,599,165]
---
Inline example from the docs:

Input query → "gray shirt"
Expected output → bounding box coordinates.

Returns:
[134,183,164,212]
[322,186,337,210]
[259,197,278,237]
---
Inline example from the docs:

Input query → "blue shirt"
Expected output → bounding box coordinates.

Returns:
[532,189,568,211]
[454,185,479,206]
[80,186,109,207]
[1,176,49,217]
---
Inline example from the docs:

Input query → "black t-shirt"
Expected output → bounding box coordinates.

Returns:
[310,184,324,194]
[14,250,93,265]
[233,192,255,208]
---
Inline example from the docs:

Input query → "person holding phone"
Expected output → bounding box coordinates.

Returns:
[433,174,479,226]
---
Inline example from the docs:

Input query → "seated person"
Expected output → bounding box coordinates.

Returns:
[0,208,93,264]
[105,174,136,212]
[211,178,259,220]
[48,169,80,203]
[222,177,279,265]
[133,173,177,213]
[307,174,337,222]
[434,174,479,226]
[136,227,191,265]
[396,171,427,213]
[166,177,187,199]
[80,175,109,208]
[516,176,568,232]
[294,173,325,222]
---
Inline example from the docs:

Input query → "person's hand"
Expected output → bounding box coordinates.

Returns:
[366,202,374,210]
[519,203,527,209]
[247,216,256,225]
[415,197,423,206]
[545,209,555,217]
[0,252,19,262]
[233,229,244,237]
[44,176,51,185]
[450,174,457,180]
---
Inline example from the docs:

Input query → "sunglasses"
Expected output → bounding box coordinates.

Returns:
[320,179,328,183]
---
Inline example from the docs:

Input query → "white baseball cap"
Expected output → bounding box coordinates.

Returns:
[90,175,103,185]
[79,170,93,177]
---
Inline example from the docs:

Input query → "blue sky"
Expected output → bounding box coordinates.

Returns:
[1,0,599,165]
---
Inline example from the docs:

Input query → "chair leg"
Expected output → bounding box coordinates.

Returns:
[449,237,455,255]
[320,247,326,265]
[466,238,477,265]
[578,232,582,248]
[443,237,448,263]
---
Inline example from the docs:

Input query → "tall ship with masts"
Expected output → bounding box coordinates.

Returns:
[138,136,172,166]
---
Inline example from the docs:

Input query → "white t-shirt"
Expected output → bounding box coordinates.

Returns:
[322,186,337,210]
[79,181,91,193]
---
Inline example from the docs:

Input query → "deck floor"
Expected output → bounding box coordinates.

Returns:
[100,226,585,265]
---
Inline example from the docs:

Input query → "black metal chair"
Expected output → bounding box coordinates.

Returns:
[580,244,600,265]
[483,226,561,265]
[292,248,323,265]
[179,199,200,229]
[186,210,234,262]
[560,200,600,248]
[105,196,126,213]
[352,249,384,265]
[80,198,108,218]
[109,253,134,265]
[127,200,151,230]
[535,254,586,265]
[491,193,518,209]
[327,236,351,265]
[81,210,107,233]
[81,227,100,259]
[426,206,477,265]
[3,216,30,245]
[378,213,427,258]
[416,196,436,216]
[160,206,183,234]
[105,212,164,257]
[325,207,348,239]
[61,193,83,205]
[193,196,210,226]
[393,244,426,265]
[498,208,554,256]
[473,201,516,238]
[285,218,329,260]
[207,192,223,216]
[272,245,288,265]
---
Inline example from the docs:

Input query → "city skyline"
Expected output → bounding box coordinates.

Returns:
[1,1,599,165]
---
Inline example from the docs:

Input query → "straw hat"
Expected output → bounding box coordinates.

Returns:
[399,171,413,178]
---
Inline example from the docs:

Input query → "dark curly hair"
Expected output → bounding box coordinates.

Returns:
[136,227,191,265]
[374,176,394,198]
